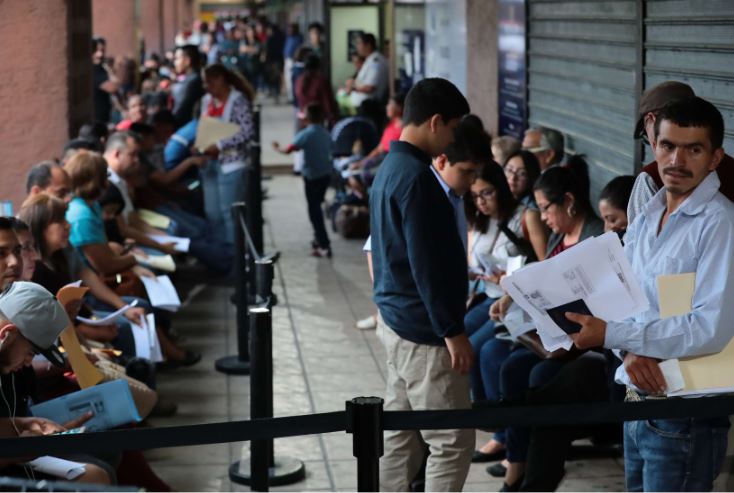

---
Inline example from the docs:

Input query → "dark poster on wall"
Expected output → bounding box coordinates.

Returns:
[497,0,527,140]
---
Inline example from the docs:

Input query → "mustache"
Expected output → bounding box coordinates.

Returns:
[663,167,693,178]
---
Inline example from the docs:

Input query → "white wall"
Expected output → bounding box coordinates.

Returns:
[424,0,467,94]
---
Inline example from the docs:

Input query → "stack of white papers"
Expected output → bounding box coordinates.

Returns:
[130,313,163,362]
[500,232,649,352]
[147,233,191,253]
[134,253,176,273]
[27,457,85,480]
[141,275,181,312]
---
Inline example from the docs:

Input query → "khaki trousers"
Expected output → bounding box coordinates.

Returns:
[377,316,474,492]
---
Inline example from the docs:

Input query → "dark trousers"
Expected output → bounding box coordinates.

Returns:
[304,175,331,248]
[520,352,619,492]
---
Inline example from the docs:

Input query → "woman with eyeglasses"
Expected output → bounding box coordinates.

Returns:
[503,150,541,208]
[464,161,548,464]
[480,156,604,490]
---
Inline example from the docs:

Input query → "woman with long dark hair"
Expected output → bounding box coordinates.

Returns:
[481,157,604,489]
[199,63,256,245]
[463,161,547,463]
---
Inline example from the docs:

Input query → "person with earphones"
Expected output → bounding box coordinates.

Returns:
[0,281,112,484]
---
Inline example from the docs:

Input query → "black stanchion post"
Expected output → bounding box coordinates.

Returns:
[229,307,306,488]
[215,202,250,375]
[253,104,262,144]
[255,258,274,307]
[346,397,384,492]
[249,141,264,257]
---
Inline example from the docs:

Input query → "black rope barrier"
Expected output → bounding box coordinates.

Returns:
[6,395,734,458]
[0,412,346,458]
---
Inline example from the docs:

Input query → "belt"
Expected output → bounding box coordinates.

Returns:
[625,387,669,402]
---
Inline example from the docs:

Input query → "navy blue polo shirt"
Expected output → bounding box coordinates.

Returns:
[369,141,468,345]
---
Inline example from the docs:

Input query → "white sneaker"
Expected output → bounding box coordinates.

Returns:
[356,314,377,330]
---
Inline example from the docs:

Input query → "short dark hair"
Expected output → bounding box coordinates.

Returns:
[357,32,377,50]
[129,122,155,136]
[391,92,406,108]
[91,36,106,50]
[26,161,59,194]
[78,122,109,144]
[308,22,324,33]
[600,175,635,212]
[402,78,470,127]
[654,96,725,149]
[176,44,202,70]
[444,116,492,167]
[0,217,14,232]
[305,103,324,124]
[6,217,29,234]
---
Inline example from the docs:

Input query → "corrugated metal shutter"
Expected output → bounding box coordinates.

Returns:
[644,0,734,162]
[526,0,639,198]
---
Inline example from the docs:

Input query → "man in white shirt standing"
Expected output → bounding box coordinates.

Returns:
[569,96,734,492]
[348,32,389,109]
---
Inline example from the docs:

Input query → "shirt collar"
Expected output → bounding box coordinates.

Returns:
[430,166,463,202]
[643,170,721,220]
[389,140,432,166]
[107,168,122,185]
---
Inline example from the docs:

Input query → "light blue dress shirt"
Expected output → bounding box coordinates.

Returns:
[605,172,734,387]
[430,166,468,251]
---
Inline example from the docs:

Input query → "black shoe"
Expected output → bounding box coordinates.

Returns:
[472,449,506,463]
[499,476,523,492]
[157,350,202,371]
[487,462,507,478]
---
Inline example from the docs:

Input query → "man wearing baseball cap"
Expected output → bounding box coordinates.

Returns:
[628,81,734,223]
[0,281,68,373]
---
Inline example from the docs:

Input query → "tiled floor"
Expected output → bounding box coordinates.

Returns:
[143,101,626,491]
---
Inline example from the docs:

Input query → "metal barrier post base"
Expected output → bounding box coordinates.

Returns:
[228,456,306,487]
[214,355,250,375]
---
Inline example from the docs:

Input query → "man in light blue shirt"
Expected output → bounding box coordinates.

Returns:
[569,97,733,492]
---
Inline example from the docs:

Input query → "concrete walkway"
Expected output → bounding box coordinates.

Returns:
[143,174,625,491]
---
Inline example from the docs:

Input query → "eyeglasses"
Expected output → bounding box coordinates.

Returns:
[470,188,497,202]
[537,202,557,214]
[504,167,529,180]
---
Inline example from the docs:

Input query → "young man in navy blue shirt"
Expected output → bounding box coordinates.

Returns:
[370,78,476,491]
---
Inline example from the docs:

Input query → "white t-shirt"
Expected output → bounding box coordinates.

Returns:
[350,51,389,107]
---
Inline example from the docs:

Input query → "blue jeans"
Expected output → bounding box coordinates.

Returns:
[464,297,498,401]
[202,162,246,245]
[499,346,567,463]
[478,332,514,446]
[624,417,729,491]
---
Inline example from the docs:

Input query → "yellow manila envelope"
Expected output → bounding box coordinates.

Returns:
[657,272,734,394]
[138,209,171,230]
[56,286,104,389]
[195,117,240,150]
[657,272,695,319]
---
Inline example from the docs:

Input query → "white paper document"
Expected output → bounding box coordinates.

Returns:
[134,253,176,273]
[131,313,163,362]
[195,117,239,150]
[27,456,86,480]
[500,232,650,352]
[147,233,191,253]
[141,275,181,312]
[76,300,138,326]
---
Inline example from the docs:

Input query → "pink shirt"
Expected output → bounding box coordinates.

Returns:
[380,120,402,152]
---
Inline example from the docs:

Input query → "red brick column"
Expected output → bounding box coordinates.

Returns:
[141,0,165,57]
[0,0,92,210]
[92,0,137,58]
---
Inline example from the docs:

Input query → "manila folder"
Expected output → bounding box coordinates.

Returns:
[195,117,239,150]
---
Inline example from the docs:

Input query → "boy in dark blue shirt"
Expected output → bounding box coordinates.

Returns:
[369,78,476,491]
[273,103,334,257]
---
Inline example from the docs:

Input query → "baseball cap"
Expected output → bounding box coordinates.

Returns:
[0,282,69,367]
[634,81,695,139]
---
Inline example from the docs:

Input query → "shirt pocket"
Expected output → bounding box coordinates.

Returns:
[661,255,697,275]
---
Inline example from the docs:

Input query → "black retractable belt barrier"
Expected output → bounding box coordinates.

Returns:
[347,397,385,492]
[0,476,138,492]
[229,308,306,489]
[215,202,251,375]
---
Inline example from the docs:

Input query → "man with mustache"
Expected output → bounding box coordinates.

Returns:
[569,97,734,491]
[627,81,734,224]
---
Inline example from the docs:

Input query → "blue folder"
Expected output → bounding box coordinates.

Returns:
[30,379,142,431]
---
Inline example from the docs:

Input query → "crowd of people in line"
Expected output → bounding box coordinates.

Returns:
[4,9,733,493]
[366,78,734,493]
